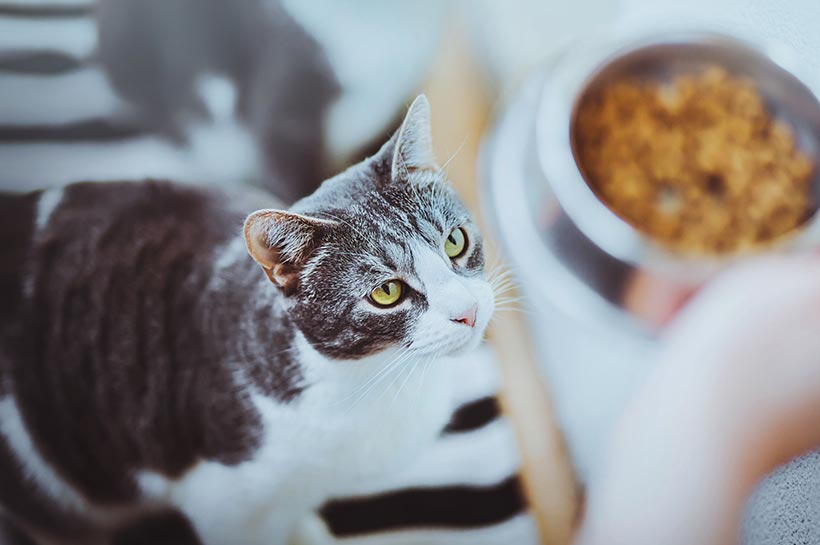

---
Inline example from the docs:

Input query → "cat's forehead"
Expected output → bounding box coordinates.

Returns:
[339,185,463,245]
[300,182,466,286]
[303,164,462,228]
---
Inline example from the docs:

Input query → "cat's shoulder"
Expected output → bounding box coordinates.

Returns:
[40,179,240,223]
[3,179,280,241]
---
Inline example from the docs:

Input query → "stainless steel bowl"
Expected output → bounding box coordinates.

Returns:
[489,30,820,338]
[481,29,820,534]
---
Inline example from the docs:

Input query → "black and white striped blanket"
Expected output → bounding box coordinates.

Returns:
[299,348,537,545]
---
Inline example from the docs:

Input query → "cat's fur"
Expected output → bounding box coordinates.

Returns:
[0,96,494,545]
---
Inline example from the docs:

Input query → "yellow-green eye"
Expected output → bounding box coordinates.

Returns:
[369,280,403,307]
[445,227,467,258]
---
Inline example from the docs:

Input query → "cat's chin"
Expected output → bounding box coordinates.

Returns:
[453,331,487,356]
[431,328,488,358]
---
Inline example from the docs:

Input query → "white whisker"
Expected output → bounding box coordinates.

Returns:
[344,348,415,408]
[440,136,467,174]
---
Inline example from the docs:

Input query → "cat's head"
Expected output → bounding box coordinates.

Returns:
[244,95,494,359]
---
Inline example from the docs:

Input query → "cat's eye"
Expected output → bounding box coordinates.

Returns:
[445,227,467,258]
[369,280,403,307]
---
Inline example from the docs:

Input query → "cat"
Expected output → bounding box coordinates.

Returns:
[0,95,495,545]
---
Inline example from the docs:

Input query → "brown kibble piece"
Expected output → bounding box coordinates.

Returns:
[574,67,816,254]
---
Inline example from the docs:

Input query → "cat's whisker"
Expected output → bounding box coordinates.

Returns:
[490,272,516,286]
[390,341,440,407]
[440,137,467,175]
[488,264,524,290]
[413,350,439,414]
[487,264,512,280]
[390,357,418,407]
[494,297,526,306]
[343,346,422,410]
[374,351,417,404]
[492,285,517,297]
[416,351,432,398]
[489,271,517,288]
[492,282,520,298]
[492,306,532,317]
[322,351,401,411]
[343,348,414,406]
[491,280,518,296]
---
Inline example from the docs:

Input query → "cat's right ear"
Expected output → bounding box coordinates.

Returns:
[244,210,333,293]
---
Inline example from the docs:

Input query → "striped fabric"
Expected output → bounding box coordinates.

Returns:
[0,2,537,543]
[0,0,334,200]
[0,0,251,192]
[0,0,150,190]
[296,347,539,545]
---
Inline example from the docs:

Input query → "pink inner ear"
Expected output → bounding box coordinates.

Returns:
[243,208,333,293]
[244,211,279,270]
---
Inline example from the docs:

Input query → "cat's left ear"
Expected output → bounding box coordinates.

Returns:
[244,209,333,294]
[390,94,439,181]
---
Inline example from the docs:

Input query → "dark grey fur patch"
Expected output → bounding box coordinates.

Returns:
[0,181,306,540]
[0,191,37,332]
[7,183,267,501]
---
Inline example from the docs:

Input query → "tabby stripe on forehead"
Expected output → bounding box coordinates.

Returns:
[319,476,526,536]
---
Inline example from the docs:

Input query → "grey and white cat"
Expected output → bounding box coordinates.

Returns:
[0,96,495,545]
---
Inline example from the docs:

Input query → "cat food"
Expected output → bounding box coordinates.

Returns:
[574,66,816,254]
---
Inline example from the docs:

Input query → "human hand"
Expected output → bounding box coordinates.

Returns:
[577,257,820,545]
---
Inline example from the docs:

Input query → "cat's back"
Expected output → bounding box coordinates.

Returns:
[2,180,239,308]
[2,180,238,336]
[0,181,258,536]
[7,180,239,257]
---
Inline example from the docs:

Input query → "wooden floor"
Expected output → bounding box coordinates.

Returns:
[423,21,580,545]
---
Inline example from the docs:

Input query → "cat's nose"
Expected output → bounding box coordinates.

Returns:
[451,304,477,328]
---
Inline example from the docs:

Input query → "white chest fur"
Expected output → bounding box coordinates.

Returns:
[151,334,456,545]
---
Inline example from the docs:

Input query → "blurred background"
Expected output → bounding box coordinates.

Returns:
[2,1,820,544]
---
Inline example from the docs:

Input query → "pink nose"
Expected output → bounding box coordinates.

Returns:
[451,304,478,328]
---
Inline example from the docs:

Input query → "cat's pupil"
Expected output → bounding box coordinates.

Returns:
[383,283,392,295]
[447,234,456,245]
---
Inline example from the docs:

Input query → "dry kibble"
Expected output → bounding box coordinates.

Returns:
[574,67,816,254]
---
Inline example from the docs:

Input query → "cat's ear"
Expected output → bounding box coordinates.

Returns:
[244,209,333,293]
[390,94,439,181]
